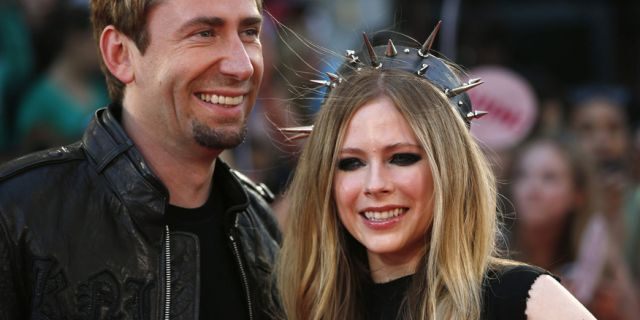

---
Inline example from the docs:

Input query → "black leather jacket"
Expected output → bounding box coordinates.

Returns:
[0,107,281,319]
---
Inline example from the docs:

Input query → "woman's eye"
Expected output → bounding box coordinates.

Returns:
[542,172,560,184]
[337,158,365,171]
[390,153,422,166]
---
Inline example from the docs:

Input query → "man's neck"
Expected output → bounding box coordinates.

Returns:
[121,107,221,208]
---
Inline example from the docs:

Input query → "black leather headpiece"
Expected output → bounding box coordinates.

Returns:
[280,21,487,139]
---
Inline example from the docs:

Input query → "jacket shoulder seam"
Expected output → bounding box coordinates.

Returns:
[0,149,85,182]
[229,169,275,204]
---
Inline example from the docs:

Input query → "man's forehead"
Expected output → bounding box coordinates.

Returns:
[148,0,262,27]
[153,0,262,12]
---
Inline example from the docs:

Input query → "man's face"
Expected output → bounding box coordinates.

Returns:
[127,0,263,152]
[571,98,629,166]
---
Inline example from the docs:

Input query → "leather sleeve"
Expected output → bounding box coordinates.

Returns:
[0,213,23,318]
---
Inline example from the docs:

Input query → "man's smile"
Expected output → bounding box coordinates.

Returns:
[196,93,245,106]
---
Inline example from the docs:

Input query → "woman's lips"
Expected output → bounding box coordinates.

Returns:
[359,207,409,230]
[361,207,408,221]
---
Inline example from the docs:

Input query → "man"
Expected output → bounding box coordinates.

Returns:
[0,0,281,318]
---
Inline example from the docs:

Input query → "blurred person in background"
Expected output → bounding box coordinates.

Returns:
[510,136,596,278]
[0,0,62,143]
[568,86,640,282]
[0,0,36,151]
[15,4,108,152]
[510,135,640,320]
[630,122,640,287]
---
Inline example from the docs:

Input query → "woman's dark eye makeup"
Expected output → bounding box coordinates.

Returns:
[337,158,365,171]
[390,153,422,166]
[337,153,421,171]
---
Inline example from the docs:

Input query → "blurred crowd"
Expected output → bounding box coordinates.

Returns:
[1,0,639,319]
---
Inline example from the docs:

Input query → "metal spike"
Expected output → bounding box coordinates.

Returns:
[345,50,360,65]
[278,126,314,141]
[465,111,489,120]
[278,126,314,134]
[417,64,429,76]
[310,79,335,88]
[362,33,381,68]
[326,72,342,84]
[419,20,442,57]
[385,39,398,57]
[445,80,484,97]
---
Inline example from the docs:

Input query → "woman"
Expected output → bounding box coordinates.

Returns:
[276,26,594,319]
[510,137,602,299]
[510,136,640,319]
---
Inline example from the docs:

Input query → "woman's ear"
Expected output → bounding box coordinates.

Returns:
[99,26,135,84]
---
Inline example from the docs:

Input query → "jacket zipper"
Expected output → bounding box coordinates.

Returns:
[164,225,172,320]
[230,231,254,320]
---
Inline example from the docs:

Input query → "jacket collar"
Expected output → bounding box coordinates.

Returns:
[212,159,250,215]
[82,105,251,244]
[82,105,168,244]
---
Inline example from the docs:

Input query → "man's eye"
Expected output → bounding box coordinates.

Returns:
[337,158,365,171]
[243,28,259,37]
[198,30,214,37]
[240,28,261,42]
[390,153,422,166]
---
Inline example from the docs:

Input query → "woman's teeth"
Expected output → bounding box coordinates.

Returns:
[363,208,407,221]
[198,94,244,106]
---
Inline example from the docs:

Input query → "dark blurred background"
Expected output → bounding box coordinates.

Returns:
[1,0,639,318]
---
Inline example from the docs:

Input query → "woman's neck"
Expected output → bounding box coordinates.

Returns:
[518,226,564,270]
[367,249,424,283]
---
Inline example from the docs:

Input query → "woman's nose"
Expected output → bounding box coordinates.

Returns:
[364,164,393,197]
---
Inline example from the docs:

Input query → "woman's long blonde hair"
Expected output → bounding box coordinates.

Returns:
[277,67,502,320]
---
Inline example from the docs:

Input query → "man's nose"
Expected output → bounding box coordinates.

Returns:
[218,36,254,81]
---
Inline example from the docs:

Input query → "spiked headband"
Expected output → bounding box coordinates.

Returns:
[280,21,487,140]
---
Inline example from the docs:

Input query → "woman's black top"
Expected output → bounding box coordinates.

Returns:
[363,265,555,320]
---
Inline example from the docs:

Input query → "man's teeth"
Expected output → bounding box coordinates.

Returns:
[363,208,406,221]
[198,94,244,106]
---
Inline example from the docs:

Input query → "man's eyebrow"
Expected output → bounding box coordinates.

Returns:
[177,16,225,34]
[177,16,263,34]
[240,16,263,27]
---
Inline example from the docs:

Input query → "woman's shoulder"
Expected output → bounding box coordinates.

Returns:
[485,264,556,294]
[482,264,555,320]
[482,263,595,320]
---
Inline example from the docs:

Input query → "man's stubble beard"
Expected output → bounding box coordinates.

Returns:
[191,119,247,150]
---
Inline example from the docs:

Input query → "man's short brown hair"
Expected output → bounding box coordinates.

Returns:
[90,0,263,103]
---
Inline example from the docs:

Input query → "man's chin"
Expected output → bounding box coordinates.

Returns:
[192,122,247,150]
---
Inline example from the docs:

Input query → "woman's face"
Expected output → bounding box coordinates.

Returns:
[512,142,577,227]
[334,95,434,267]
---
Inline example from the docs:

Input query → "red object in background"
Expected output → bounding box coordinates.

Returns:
[467,66,538,151]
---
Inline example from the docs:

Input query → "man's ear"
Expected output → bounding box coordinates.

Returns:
[99,26,135,84]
